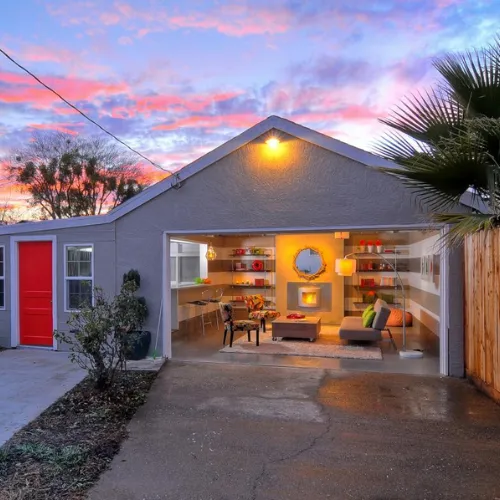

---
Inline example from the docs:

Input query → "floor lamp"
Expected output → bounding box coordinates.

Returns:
[335,252,424,359]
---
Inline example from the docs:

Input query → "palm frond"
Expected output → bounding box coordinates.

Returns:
[380,88,464,145]
[435,41,500,118]
[377,125,493,211]
[431,213,499,247]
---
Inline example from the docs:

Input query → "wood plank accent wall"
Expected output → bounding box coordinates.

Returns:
[464,229,500,403]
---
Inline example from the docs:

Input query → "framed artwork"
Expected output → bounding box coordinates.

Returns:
[420,255,427,278]
[420,255,434,281]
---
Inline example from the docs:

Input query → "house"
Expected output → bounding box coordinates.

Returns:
[0,116,464,376]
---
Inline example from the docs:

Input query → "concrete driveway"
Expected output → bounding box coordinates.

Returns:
[90,362,500,500]
[0,348,85,446]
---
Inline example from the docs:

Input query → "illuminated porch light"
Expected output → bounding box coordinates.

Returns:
[335,257,356,276]
[266,137,280,149]
[205,244,217,261]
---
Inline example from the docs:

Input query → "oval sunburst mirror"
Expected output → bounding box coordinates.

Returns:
[293,247,326,281]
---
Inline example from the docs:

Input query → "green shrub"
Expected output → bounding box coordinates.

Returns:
[54,279,147,391]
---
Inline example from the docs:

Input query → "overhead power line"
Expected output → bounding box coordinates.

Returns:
[0,47,167,171]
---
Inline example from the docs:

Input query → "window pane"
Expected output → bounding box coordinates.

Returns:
[78,261,92,277]
[0,279,4,308]
[179,256,199,283]
[179,242,199,253]
[66,246,92,277]
[0,247,4,277]
[67,279,92,310]
[68,262,79,277]
[170,257,177,282]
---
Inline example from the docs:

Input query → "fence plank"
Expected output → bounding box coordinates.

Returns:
[465,229,500,402]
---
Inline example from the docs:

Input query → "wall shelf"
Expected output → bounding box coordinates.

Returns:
[230,244,276,302]
[344,244,408,316]
[355,285,400,290]
[353,302,402,307]
[231,284,275,289]
[356,269,409,273]
[232,270,270,273]
[230,253,272,258]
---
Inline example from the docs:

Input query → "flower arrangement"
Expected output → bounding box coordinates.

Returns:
[359,239,367,252]
[367,240,374,252]
[375,239,383,253]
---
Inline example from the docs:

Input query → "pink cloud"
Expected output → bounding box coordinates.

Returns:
[153,113,261,131]
[27,122,85,135]
[113,90,243,118]
[18,45,75,64]
[291,105,381,125]
[99,11,121,25]
[0,70,128,108]
[169,5,293,36]
[47,1,295,38]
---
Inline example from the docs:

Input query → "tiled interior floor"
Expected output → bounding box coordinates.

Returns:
[172,312,440,376]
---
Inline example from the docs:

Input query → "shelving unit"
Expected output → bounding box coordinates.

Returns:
[229,245,276,310]
[345,246,409,313]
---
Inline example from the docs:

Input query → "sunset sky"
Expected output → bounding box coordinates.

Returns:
[0,0,498,213]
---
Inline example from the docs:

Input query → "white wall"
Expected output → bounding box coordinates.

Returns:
[407,232,440,334]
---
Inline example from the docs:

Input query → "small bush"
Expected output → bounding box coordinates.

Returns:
[54,280,147,391]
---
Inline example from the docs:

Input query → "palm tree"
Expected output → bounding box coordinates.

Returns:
[377,37,500,246]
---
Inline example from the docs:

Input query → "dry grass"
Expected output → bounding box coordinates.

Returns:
[0,371,157,500]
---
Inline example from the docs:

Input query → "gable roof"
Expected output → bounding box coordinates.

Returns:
[0,115,403,235]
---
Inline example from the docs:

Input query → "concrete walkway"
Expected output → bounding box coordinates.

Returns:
[0,348,85,446]
[90,362,500,500]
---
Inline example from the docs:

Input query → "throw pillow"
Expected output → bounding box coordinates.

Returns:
[362,310,376,328]
[380,293,394,304]
[362,304,374,321]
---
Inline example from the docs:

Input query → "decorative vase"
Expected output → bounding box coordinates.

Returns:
[125,331,152,360]
[367,245,374,253]
[376,245,383,253]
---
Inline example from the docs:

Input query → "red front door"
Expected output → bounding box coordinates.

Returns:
[19,241,53,346]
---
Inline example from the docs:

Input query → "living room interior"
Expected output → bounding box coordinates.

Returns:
[169,229,441,374]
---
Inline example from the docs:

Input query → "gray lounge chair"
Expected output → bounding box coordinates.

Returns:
[339,299,397,349]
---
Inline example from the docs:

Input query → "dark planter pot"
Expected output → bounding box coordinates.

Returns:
[125,330,151,360]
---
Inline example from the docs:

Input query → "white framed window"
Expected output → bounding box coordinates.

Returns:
[170,240,207,286]
[0,246,4,309]
[64,244,94,311]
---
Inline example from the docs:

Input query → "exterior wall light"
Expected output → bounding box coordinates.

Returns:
[266,137,280,149]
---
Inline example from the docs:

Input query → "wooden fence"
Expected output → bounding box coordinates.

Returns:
[464,229,500,402]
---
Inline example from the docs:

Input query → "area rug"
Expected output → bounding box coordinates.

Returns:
[220,330,382,360]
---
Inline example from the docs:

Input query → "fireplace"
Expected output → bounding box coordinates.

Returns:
[298,286,321,308]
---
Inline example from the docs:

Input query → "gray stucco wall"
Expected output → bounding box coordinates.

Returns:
[0,235,10,347]
[0,223,116,347]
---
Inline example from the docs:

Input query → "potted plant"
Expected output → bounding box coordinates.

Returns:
[359,239,367,252]
[118,269,150,360]
[367,240,374,253]
[375,239,383,253]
